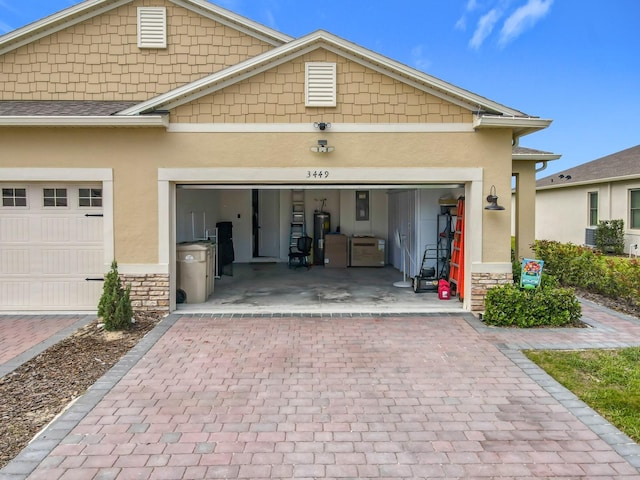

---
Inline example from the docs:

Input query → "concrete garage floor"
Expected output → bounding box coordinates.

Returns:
[177,263,464,315]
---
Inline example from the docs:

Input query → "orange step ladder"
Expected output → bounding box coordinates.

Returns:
[448,197,465,300]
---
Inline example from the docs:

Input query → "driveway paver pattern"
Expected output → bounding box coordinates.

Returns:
[3,301,639,479]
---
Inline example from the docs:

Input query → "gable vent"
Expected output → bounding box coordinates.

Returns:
[138,7,167,49]
[306,62,337,107]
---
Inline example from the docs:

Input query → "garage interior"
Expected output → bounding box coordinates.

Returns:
[175,185,466,313]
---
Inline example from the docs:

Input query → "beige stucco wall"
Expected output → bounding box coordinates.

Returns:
[0,127,512,265]
[172,49,473,124]
[512,161,537,259]
[0,0,272,100]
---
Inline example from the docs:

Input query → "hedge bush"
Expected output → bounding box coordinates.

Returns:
[483,275,582,328]
[533,240,640,307]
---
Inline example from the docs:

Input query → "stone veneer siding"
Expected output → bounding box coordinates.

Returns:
[123,273,170,313]
[470,272,513,312]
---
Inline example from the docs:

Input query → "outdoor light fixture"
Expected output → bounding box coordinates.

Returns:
[313,122,331,131]
[310,139,334,153]
[484,185,505,211]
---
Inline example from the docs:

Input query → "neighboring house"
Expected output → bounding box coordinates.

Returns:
[536,145,640,254]
[0,0,554,313]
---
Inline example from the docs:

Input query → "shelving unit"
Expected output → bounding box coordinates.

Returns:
[289,189,306,251]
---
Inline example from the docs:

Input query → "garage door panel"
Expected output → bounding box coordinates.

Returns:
[40,248,103,275]
[75,217,103,242]
[0,248,30,274]
[46,280,102,309]
[0,280,31,308]
[0,217,31,242]
[40,216,72,243]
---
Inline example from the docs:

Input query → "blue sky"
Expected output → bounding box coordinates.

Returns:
[1,0,638,176]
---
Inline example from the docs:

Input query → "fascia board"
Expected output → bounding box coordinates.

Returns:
[0,115,168,127]
[0,0,132,56]
[170,0,292,46]
[120,31,532,117]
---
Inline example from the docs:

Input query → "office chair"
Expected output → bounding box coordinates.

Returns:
[288,235,312,269]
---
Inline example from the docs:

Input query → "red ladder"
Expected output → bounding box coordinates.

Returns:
[448,197,465,300]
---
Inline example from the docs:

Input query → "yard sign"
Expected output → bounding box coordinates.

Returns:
[520,258,544,289]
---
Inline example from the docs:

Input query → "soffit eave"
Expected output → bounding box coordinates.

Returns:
[0,115,168,127]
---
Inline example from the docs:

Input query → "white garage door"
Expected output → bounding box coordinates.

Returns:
[0,184,104,311]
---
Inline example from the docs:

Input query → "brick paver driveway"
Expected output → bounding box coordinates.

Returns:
[4,301,640,479]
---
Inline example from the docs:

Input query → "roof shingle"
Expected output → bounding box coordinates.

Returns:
[537,145,640,188]
[0,101,139,116]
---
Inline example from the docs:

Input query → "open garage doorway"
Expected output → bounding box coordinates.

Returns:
[174,183,465,313]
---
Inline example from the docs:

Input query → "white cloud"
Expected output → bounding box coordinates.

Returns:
[469,8,502,49]
[410,45,431,72]
[499,0,553,46]
[455,0,481,31]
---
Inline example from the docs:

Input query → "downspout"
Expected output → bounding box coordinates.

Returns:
[535,161,548,173]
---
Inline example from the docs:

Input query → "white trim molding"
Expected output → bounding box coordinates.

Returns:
[0,116,168,128]
[167,123,475,133]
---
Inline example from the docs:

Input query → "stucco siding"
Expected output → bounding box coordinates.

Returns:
[0,0,272,101]
[536,187,589,244]
[536,180,640,253]
[1,127,510,264]
[171,49,474,124]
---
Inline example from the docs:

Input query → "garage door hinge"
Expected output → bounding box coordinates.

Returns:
[85,277,105,281]
[84,213,104,217]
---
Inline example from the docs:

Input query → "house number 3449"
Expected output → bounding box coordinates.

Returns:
[306,170,330,179]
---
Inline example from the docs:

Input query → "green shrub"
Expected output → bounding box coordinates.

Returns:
[98,260,133,331]
[483,281,581,328]
[533,239,640,307]
[595,219,625,254]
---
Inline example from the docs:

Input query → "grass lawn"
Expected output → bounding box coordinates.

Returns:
[525,347,640,443]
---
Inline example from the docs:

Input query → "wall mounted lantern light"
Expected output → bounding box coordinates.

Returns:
[310,139,334,153]
[484,185,505,211]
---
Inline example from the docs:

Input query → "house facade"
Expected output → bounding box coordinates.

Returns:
[536,145,640,255]
[0,0,552,313]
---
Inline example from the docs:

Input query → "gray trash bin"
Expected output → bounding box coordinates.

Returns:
[177,246,208,303]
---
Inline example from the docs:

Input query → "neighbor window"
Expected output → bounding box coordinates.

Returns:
[43,188,67,207]
[79,188,102,207]
[631,189,640,229]
[2,188,27,207]
[588,191,598,226]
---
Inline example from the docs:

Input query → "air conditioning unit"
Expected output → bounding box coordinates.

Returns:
[585,227,596,247]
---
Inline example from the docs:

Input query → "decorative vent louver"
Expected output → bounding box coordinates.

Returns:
[305,62,337,107]
[138,7,167,49]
